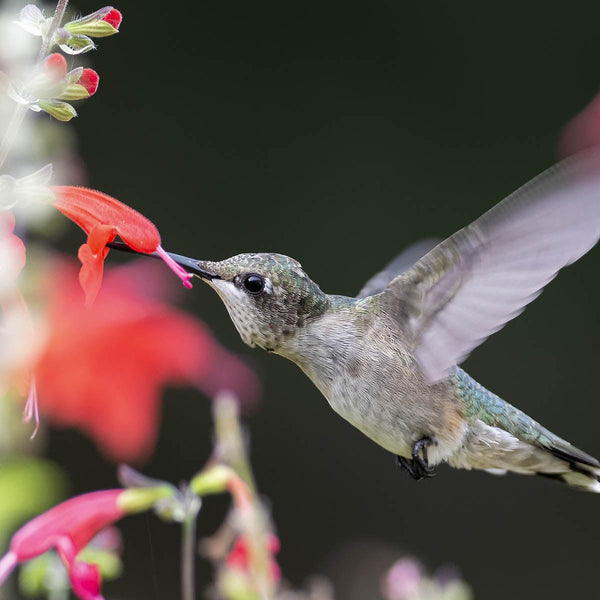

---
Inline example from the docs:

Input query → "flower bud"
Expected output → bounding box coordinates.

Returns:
[64,7,122,38]
[58,69,99,101]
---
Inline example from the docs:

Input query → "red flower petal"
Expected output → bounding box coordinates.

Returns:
[51,186,160,253]
[78,68,99,97]
[45,53,67,82]
[69,561,102,600]
[103,8,122,29]
[78,242,110,307]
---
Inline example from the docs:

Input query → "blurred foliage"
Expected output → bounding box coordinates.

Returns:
[0,455,66,547]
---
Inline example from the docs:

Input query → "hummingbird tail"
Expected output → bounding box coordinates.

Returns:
[535,441,600,493]
[454,369,600,492]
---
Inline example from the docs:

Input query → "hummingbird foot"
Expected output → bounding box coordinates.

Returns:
[396,437,435,480]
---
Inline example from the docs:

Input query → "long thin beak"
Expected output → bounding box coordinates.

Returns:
[107,241,220,280]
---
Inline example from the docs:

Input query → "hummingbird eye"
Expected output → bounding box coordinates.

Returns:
[242,273,265,295]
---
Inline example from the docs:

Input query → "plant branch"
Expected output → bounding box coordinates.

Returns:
[181,493,201,600]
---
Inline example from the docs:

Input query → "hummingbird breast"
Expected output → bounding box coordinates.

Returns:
[286,302,468,463]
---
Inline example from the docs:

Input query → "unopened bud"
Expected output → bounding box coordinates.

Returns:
[58,69,99,100]
[64,7,122,38]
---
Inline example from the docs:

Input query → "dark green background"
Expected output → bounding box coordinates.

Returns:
[46,1,600,598]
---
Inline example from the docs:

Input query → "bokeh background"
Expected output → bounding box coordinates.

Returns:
[22,0,600,597]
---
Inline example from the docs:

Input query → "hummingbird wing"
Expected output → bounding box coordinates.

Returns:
[380,148,600,383]
[356,238,440,298]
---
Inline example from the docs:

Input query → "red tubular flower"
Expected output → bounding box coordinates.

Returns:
[51,185,192,306]
[34,261,260,461]
[0,490,126,600]
[79,69,99,96]
[103,8,122,29]
[225,534,281,583]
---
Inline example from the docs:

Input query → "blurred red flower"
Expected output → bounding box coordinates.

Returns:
[51,186,192,306]
[0,212,26,276]
[226,534,281,583]
[558,89,600,157]
[33,260,260,462]
[0,489,126,600]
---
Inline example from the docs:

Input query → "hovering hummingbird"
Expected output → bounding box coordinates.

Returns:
[113,149,600,491]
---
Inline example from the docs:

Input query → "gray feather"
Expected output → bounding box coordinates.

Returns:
[381,147,600,382]
[356,239,440,298]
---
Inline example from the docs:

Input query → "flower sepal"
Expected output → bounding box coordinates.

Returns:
[37,99,77,122]
[14,5,50,37]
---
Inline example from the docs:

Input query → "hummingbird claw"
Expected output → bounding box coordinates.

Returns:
[396,437,435,480]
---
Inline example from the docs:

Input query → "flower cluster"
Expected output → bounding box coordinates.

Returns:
[9,53,100,121]
[10,5,121,122]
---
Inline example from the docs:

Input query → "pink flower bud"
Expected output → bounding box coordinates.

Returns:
[44,53,67,82]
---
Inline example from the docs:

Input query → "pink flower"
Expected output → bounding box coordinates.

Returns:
[558,89,600,157]
[0,490,126,600]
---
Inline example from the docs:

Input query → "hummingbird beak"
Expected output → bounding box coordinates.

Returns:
[107,241,221,280]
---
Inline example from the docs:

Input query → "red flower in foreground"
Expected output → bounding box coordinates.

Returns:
[34,261,259,461]
[226,534,281,583]
[51,185,192,306]
[0,490,126,600]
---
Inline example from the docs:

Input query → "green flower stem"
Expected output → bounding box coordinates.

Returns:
[0,0,70,170]
[181,496,201,600]
[212,393,275,600]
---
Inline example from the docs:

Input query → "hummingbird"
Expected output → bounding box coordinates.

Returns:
[113,149,600,491]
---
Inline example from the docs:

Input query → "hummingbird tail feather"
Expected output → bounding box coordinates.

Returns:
[537,441,600,492]
[536,469,600,493]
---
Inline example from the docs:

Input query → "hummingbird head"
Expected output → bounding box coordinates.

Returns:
[190,253,330,354]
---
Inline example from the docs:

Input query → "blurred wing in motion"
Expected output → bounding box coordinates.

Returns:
[381,148,600,382]
[356,239,440,298]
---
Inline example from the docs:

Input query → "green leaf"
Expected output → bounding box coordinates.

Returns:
[0,456,67,547]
